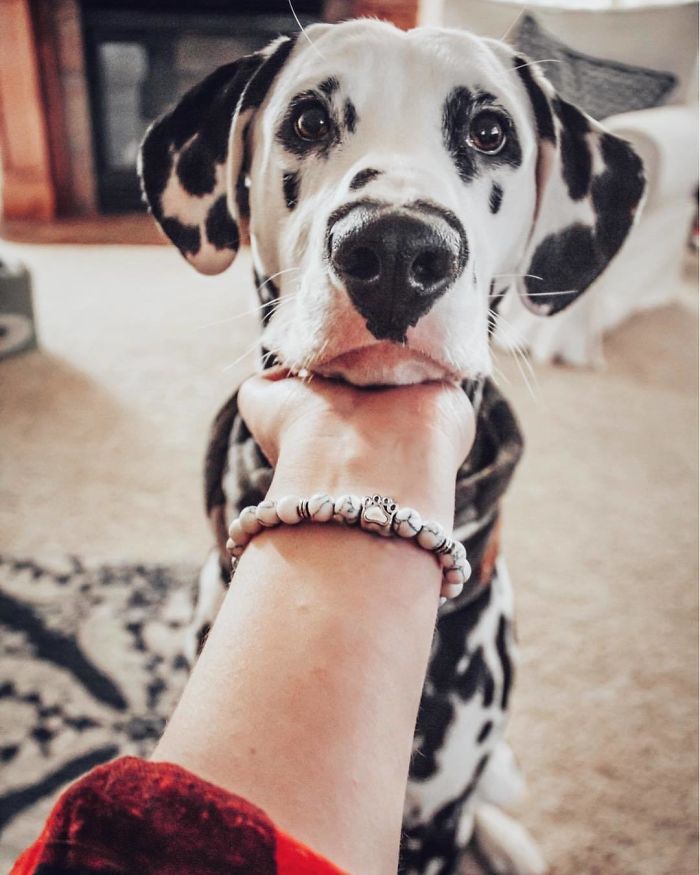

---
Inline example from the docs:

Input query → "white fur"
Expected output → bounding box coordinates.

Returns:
[243,21,540,386]
[473,804,548,875]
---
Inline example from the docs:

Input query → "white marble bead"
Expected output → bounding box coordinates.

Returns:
[239,506,263,535]
[417,520,445,551]
[440,581,464,600]
[444,564,470,586]
[276,495,302,525]
[333,494,362,524]
[392,506,423,539]
[308,492,334,522]
[440,540,467,569]
[228,519,251,547]
[255,499,280,527]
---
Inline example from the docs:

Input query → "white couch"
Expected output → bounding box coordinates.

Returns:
[425,0,699,365]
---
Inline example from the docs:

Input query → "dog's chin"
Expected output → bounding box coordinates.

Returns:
[313,342,460,387]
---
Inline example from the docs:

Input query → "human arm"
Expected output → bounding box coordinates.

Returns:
[152,373,475,874]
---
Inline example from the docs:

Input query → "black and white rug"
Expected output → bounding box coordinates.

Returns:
[0,555,197,869]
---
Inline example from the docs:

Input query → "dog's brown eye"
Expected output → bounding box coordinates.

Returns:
[468,111,507,154]
[294,104,330,142]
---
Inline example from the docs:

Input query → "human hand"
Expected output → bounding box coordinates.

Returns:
[237,369,475,524]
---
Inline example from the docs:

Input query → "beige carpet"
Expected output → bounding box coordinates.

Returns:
[1,241,697,874]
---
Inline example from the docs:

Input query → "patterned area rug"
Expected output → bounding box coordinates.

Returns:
[0,555,197,869]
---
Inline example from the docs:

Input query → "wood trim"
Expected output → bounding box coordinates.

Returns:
[323,0,419,28]
[0,213,164,245]
[351,0,419,28]
[0,0,56,220]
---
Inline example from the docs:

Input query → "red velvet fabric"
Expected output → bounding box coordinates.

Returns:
[12,756,346,874]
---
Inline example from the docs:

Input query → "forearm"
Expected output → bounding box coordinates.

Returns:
[153,446,457,874]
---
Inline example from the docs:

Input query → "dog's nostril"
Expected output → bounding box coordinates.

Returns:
[341,246,381,282]
[410,249,451,287]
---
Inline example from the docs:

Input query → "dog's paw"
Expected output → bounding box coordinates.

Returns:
[473,803,548,875]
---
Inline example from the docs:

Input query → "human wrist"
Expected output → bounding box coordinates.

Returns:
[269,430,458,528]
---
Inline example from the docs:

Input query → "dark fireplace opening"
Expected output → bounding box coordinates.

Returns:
[81,0,322,212]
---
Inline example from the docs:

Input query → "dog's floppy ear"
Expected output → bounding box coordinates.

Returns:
[511,55,645,315]
[139,36,296,275]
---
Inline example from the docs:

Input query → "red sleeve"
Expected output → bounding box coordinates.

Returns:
[11,756,346,875]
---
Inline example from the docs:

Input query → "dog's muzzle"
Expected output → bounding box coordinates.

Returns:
[328,202,468,343]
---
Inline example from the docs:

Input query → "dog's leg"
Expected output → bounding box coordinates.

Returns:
[471,803,547,875]
[475,740,527,811]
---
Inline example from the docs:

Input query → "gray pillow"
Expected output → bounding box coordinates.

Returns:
[516,14,677,120]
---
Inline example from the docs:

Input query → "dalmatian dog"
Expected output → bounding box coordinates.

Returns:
[139,19,644,875]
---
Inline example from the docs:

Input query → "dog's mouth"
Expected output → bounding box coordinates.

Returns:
[312,341,461,387]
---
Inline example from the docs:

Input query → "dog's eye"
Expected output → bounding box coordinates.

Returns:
[293,103,330,142]
[468,111,507,155]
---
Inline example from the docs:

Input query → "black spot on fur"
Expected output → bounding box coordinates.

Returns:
[443,88,522,183]
[401,753,490,872]
[593,133,645,257]
[205,195,239,251]
[489,183,503,214]
[318,76,340,97]
[344,99,357,133]
[282,171,300,210]
[240,37,296,112]
[496,615,513,710]
[409,696,455,781]
[349,168,381,190]
[410,586,495,784]
[525,132,644,313]
[443,87,478,183]
[235,121,252,221]
[554,97,592,201]
[140,37,295,258]
[488,282,509,334]
[253,268,280,304]
[160,218,200,256]
[525,224,596,311]
[513,56,556,143]
[196,623,210,657]
[477,720,493,743]
[175,138,217,196]
[253,268,280,325]
[140,57,255,225]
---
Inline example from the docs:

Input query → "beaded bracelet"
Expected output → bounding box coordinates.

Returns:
[225,493,471,602]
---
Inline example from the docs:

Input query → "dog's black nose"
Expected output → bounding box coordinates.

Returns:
[329,207,467,342]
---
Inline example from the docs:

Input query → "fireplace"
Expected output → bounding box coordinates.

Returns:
[0,0,419,229]
[82,1,321,212]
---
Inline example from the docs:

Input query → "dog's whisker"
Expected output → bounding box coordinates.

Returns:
[288,0,326,60]
[517,289,578,299]
[490,310,540,402]
[259,348,279,370]
[511,59,563,72]
[490,359,512,389]
[255,266,301,296]
[500,7,525,42]
[222,336,267,373]
[195,296,292,331]
[492,273,544,282]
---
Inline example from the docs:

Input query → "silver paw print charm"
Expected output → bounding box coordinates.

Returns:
[360,494,397,537]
